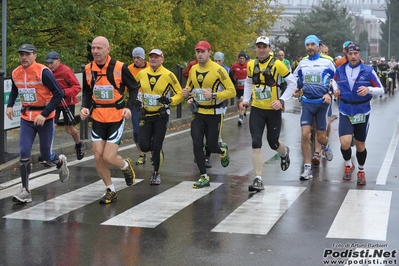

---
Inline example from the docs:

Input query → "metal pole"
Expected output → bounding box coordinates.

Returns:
[2,0,7,77]
[176,64,183,119]
[79,64,88,140]
[388,12,391,59]
[0,70,5,163]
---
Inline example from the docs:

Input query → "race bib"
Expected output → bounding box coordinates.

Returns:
[18,88,38,103]
[348,113,366,124]
[304,73,321,83]
[143,93,161,106]
[254,87,271,101]
[93,85,114,101]
[192,88,211,102]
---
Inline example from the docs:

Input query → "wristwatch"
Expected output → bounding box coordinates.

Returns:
[279,99,285,106]
[212,92,217,99]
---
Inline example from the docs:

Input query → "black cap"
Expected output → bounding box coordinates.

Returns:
[18,44,36,53]
[345,42,361,53]
[238,51,247,59]
[45,51,60,62]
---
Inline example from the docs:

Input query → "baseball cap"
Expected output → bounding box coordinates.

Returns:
[214,52,224,61]
[345,42,361,53]
[45,51,60,62]
[381,57,386,61]
[18,44,36,53]
[132,47,145,60]
[149,49,163,58]
[343,41,351,48]
[195,41,211,51]
[304,35,319,47]
[255,36,270,45]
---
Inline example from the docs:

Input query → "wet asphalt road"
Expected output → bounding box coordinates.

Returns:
[0,95,399,266]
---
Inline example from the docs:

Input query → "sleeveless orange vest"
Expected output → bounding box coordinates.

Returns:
[85,56,125,122]
[12,62,55,121]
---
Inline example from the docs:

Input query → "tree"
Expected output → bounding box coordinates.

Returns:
[379,0,399,59]
[274,0,354,60]
[1,0,283,75]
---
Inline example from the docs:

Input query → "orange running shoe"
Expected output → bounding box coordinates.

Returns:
[343,165,355,182]
[357,171,366,186]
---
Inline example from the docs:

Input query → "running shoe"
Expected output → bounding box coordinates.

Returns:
[343,164,355,182]
[280,146,290,171]
[99,188,117,204]
[75,140,85,160]
[357,171,366,186]
[248,176,264,192]
[322,144,333,161]
[220,143,230,167]
[122,158,136,186]
[136,153,147,165]
[193,175,210,189]
[12,187,32,203]
[150,172,161,185]
[205,157,212,168]
[300,166,313,180]
[38,156,53,168]
[312,152,320,166]
[238,115,244,126]
[57,154,69,182]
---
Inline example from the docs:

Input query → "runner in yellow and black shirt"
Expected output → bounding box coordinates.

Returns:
[182,40,236,189]
[239,36,296,192]
[135,49,184,185]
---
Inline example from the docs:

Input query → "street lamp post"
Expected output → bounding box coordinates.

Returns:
[388,11,391,59]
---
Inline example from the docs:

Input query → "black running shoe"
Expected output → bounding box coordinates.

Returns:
[75,140,85,160]
[280,146,290,171]
[99,188,117,204]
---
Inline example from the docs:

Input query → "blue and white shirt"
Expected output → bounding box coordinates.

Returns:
[294,53,335,102]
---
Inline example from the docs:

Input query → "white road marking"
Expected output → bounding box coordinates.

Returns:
[326,189,392,241]
[376,118,399,185]
[102,181,222,228]
[3,178,142,221]
[211,186,306,235]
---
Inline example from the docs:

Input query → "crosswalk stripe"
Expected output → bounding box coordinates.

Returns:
[211,186,306,235]
[3,178,142,221]
[101,181,222,228]
[326,189,392,241]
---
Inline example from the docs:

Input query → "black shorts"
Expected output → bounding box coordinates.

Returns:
[54,105,76,126]
[92,119,125,144]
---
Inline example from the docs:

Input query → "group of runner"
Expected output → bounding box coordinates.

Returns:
[7,34,392,204]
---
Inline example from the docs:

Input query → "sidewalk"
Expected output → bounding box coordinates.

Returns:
[0,104,238,172]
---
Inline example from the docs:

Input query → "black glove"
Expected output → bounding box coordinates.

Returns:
[133,100,142,108]
[157,96,171,105]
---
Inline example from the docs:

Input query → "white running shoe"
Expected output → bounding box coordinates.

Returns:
[300,166,313,180]
[58,154,70,182]
[12,187,32,203]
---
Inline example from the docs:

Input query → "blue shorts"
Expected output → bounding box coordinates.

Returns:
[300,102,330,131]
[338,113,369,142]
